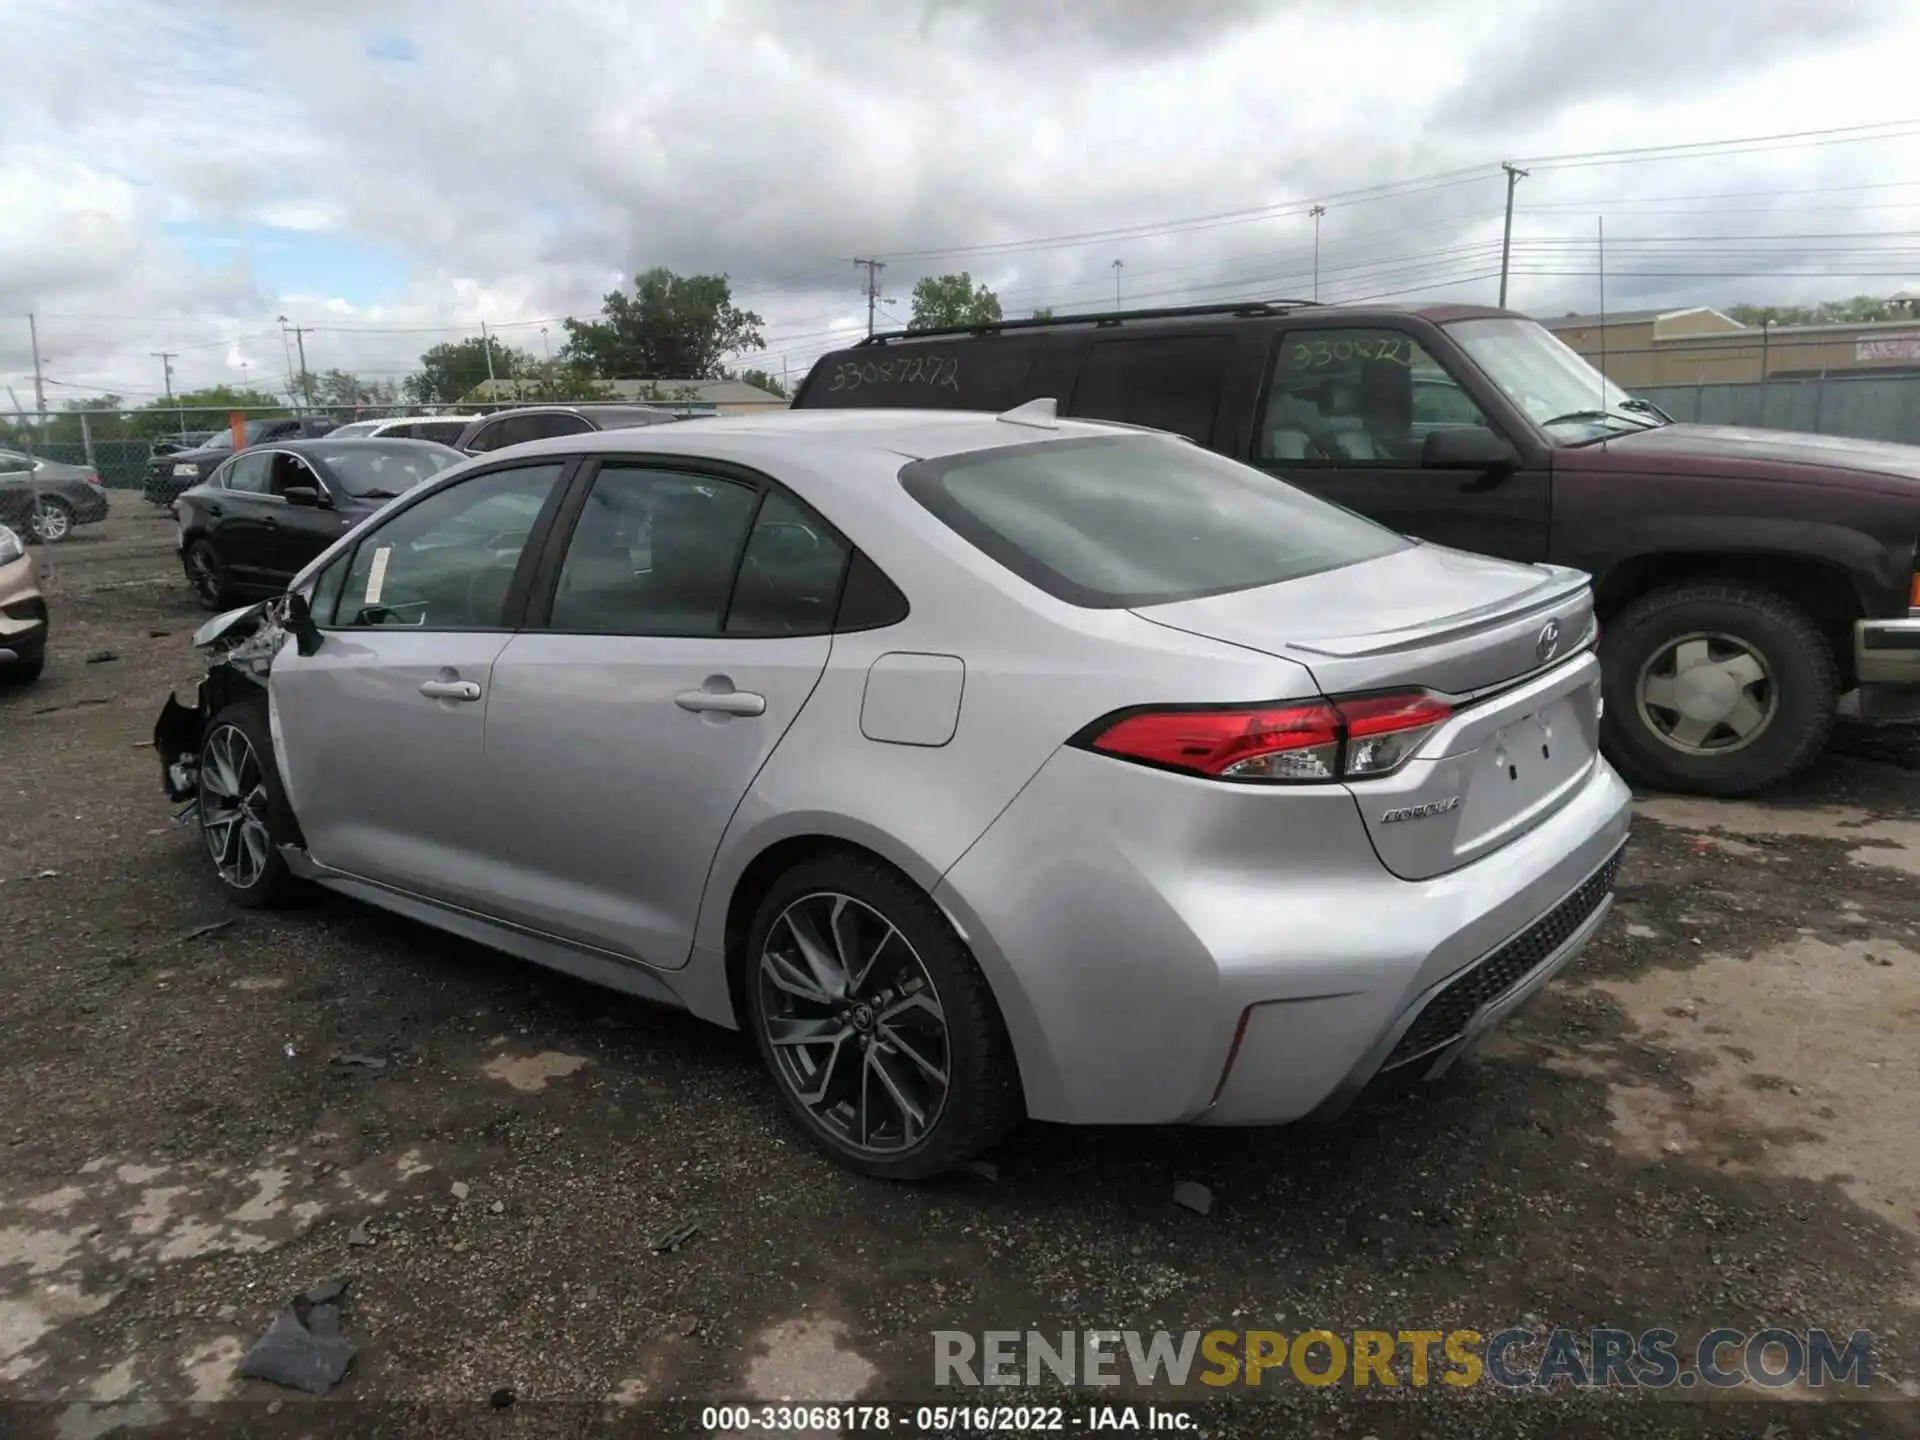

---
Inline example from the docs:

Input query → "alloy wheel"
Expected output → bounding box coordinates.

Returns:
[1635,631,1777,756]
[29,504,69,543]
[187,545,222,607]
[200,723,273,889]
[757,891,951,1156]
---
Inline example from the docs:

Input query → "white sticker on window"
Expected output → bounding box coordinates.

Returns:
[365,545,392,605]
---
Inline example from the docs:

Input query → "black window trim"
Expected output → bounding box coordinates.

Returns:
[316,454,583,634]
[522,452,863,641]
[899,431,1403,611]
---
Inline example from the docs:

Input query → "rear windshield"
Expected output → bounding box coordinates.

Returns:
[899,434,1408,608]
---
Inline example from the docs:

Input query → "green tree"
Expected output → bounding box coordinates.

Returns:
[908,272,1003,331]
[406,337,527,405]
[1029,307,1054,320]
[491,362,614,404]
[312,369,401,411]
[736,367,788,399]
[560,268,765,380]
[1728,295,1906,327]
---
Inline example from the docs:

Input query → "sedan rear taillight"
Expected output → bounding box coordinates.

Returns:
[1079,692,1451,784]
[83,470,102,486]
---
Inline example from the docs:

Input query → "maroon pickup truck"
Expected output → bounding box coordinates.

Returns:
[794,300,1920,797]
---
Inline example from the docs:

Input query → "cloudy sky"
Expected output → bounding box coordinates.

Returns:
[5,0,1920,411]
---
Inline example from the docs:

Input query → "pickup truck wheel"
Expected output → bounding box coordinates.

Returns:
[1602,581,1836,797]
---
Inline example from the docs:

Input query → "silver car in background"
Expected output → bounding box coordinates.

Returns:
[153,404,1630,1178]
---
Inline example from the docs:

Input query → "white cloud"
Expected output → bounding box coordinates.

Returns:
[2,0,1917,408]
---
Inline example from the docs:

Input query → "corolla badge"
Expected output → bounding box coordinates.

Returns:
[1380,796,1462,823]
[1535,618,1563,664]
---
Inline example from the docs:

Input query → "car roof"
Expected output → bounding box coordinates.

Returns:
[829,299,1518,353]
[260,437,467,458]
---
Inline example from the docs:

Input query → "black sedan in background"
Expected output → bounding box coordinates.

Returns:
[175,438,464,609]
[144,416,340,506]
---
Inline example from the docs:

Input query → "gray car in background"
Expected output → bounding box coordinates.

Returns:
[152,405,1631,1178]
[0,448,111,543]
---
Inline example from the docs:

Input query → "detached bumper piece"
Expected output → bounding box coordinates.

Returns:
[155,690,206,803]
[1380,845,1626,1073]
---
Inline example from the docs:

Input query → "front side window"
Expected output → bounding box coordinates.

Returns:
[1261,329,1487,464]
[549,466,759,635]
[902,434,1408,609]
[1446,316,1661,444]
[335,462,564,629]
[223,452,272,494]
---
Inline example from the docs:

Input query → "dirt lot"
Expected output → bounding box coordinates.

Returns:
[2,509,1917,1437]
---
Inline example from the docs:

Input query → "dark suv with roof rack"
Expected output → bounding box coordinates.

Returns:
[794,299,1920,798]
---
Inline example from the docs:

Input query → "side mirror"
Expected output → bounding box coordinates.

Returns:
[283,590,324,656]
[282,486,326,508]
[1422,425,1521,472]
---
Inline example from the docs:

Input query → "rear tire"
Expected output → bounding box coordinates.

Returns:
[1601,581,1836,797]
[197,700,305,909]
[26,499,72,545]
[186,539,233,611]
[743,852,1022,1180]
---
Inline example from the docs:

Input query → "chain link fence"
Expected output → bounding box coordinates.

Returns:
[0,404,476,491]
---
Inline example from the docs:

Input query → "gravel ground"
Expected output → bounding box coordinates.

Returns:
[2,509,1917,1438]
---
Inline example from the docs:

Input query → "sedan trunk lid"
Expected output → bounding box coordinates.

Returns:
[1132,543,1601,880]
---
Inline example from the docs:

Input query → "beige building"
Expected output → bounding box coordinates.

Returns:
[1540,307,1920,387]
[467,377,787,413]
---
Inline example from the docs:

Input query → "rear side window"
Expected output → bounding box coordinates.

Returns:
[1068,335,1231,444]
[803,340,1039,411]
[900,434,1408,609]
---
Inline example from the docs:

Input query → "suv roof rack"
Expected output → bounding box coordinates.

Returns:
[854,297,1322,347]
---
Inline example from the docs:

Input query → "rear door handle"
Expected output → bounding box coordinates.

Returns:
[676,686,767,717]
[419,679,482,702]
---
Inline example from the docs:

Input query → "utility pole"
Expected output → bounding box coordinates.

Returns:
[480,320,498,391]
[540,326,550,363]
[1498,162,1529,309]
[290,325,313,410]
[277,315,296,402]
[853,258,889,337]
[1309,205,1326,300]
[152,351,178,434]
[27,313,48,439]
[1112,259,1124,308]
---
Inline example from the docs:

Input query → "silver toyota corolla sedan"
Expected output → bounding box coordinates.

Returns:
[153,402,1631,1178]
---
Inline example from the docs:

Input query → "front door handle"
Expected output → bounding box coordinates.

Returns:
[676,684,766,717]
[419,679,482,702]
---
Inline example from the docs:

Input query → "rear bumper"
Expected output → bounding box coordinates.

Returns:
[0,617,47,667]
[936,746,1633,1128]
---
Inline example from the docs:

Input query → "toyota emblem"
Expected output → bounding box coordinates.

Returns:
[1535,619,1562,664]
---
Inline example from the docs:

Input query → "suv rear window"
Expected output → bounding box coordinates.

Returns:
[900,434,1407,608]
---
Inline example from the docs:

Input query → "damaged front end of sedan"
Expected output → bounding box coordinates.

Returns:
[153,591,320,814]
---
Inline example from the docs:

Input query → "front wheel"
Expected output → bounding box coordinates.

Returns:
[1601,581,1837,797]
[185,539,233,611]
[743,853,1022,1180]
[198,701,304,908]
